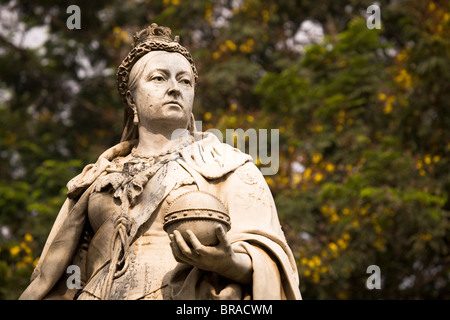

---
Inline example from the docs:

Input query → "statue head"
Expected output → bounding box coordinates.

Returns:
[117,23,198,141]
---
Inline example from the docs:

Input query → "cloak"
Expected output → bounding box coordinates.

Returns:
[19,132,301,300]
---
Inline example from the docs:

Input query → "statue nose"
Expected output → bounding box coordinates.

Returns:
[167,79,181,97]
[168,88,180,97]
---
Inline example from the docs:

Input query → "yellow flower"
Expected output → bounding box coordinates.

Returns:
[303,269,311,277]
[313,173,323,183]
[239,44,252,53]
[360,205,370,216]
[225,40,237,51]
[9,246,20,257]
[247,115,254,123]
[312,272,320,283]
[300,257,308,265]
[313,256,322,267]
[262,10,270,23]
[329,214,339,223]
[303,168,312,179]
[205,6,213,23]
[337,239,347,250]
[374,238,386,251]
[20,242,32,254]
[312,153,323,164]
[328,242,338,252]
[320,205,330,215]
[378,93,387,101]
[444,13,450,23]
[24,233,33,242]
[383,96,395,114]
[212,51,220,59]
[291,173,301,184]
[419,233,432,241]
[314,125,323,133]
[319,266,329,274]
[203,112,212,121]
[374,224,382,234]
[230,103,237,111]
[433,155,440,163]
[394,69,412,89]
[325,163,335,172]
[424,155,431,165]
[416,160,423,169]
[396,48,409,62]
[342,208,350,215]
[265,176,274,187]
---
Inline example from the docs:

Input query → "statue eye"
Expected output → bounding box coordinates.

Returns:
[180,79,191,86]
[151,75,165,82]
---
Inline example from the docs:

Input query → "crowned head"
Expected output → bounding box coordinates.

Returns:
[117,23,198,141]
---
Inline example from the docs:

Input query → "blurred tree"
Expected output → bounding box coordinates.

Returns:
[256,0,450,299]
[0,0,448,299]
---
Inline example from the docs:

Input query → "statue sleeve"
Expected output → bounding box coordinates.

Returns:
[169,161,302,300]
[222,161,302,300]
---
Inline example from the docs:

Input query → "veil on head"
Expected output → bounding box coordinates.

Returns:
[116,23,199,142]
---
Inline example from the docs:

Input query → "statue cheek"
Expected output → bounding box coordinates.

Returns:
[139,92,156,109]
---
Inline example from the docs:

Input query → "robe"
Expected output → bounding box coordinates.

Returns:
[19,132,301,300]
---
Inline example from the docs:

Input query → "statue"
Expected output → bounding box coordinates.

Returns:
[19,24,302,300]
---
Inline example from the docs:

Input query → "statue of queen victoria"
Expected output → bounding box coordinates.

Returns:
[19,24,302,300]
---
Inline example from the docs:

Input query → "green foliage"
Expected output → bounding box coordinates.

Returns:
[255,1,450,299]
[0,0,449,299]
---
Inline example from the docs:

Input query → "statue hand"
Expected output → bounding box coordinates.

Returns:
[169,225,253,284]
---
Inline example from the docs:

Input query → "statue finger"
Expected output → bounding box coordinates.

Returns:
[173,230,194,256]
[215,225,229,246]
[169,234,185,262]
[186,230,205,255]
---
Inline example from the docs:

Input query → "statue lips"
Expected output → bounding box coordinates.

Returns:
[164,100,183,110]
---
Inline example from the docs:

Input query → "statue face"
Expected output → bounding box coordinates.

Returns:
[129,51,195,131]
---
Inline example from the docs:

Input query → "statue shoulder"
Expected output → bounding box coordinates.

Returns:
[180,132,252,179]
[66,140,137,198]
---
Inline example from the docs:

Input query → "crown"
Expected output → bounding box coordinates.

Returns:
[132,23,180,48]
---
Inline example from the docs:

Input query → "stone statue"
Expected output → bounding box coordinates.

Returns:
[19,24,302,300]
